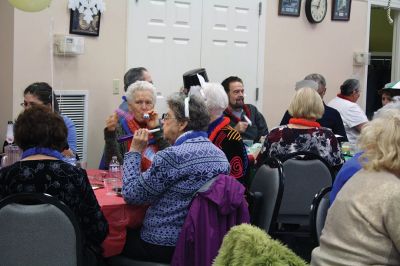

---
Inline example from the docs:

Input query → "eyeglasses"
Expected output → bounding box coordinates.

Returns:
[161,113,177,121]
[20,102,38,108]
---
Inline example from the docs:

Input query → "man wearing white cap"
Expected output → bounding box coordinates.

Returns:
[379,81,400,107]
[281,73,348,141]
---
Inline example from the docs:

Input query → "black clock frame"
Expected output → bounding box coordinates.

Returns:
[305,0,327,24]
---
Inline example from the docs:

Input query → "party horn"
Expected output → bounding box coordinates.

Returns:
[117,128,161,143]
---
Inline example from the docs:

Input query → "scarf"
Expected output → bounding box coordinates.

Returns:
[116,109,158,171]
[208,116,231,142]
[174,131,208,146]
[21,147,65,160]
[337,93,354,102]
[289,118,321,128]
[224,105,251,124]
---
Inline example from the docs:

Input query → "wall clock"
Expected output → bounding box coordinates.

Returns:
[305,0,327,23]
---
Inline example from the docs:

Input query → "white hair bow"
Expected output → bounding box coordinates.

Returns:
[185,74,208,118]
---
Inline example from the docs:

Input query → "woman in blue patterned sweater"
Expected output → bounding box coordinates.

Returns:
[121,93,230,263]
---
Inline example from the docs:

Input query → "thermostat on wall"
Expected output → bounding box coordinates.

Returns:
[54,34,84,56]
[353,52,370,66]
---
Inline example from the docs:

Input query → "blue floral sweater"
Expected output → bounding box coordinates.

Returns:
[122,133,230,246]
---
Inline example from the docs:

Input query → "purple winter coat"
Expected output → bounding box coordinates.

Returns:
[171,174,250,266]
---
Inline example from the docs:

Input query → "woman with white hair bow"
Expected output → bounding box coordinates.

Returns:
[199,83,249,185]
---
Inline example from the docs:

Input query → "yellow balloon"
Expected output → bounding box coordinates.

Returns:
[8,0,51,12]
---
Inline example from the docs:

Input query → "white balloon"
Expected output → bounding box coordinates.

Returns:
[8,0,52,12]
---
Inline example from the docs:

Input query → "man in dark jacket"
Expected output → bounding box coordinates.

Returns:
[280,73,348,142]
[222,76,268,143]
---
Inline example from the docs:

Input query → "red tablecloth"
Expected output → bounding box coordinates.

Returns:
[87,169,147,257]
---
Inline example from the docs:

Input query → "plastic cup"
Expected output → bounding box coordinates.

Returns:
[341,142,351,156]
[77,161,87,169]
[103,178,121,196]
[243,140,254,147]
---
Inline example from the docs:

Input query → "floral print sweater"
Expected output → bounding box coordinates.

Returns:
[261,125,343,167]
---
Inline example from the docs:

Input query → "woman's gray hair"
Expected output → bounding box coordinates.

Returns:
[167,93,210,131]
[125,81,157,104]
[340,79,360,96]
[304,73,326,89]
[201,83,228,117]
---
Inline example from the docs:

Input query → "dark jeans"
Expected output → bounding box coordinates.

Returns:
[122,228,175,263]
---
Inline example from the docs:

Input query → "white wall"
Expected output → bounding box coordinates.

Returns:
[11,1,127,167]
[0,1,14,144]
[263,0,369,128]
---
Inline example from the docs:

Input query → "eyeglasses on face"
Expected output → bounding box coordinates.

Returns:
[20,102,38,108]
[161,113,177,121]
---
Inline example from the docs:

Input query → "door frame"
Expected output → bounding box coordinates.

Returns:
[257,0,267,111]
[369,0,400,81]
[363,0,400,111]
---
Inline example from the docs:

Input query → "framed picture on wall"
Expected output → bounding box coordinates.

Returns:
[332,0,352,21]
[69,9,101,36]
[278,0,302,17]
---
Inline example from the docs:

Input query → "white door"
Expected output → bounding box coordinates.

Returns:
[200,0,261,105]
[127,0,202,103]
[127,0,263,108]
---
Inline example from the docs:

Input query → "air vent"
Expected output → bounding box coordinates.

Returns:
[55,90,89,163]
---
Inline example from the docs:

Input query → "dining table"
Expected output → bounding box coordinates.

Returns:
[86,169,148,257]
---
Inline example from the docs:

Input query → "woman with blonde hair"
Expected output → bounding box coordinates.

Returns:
[258,87,342,167]
[311,108,400,265]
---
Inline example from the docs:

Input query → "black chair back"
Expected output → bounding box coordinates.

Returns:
[249,157,284,233]
[0,193,82,266]
[278,152,334,225]
[310,187,331,245]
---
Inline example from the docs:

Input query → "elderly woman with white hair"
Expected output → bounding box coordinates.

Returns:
[121,93,230,262]
[311,108,400,266]
[104,80,169,170]
[202,83,249,184]
[258,87,343,168]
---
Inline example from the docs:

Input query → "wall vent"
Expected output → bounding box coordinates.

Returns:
[55,90,89,162]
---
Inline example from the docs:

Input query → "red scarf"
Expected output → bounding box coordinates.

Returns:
[225,105,251,123]
[289,118,321,128]
[337,93,354,102]
[209,117,231,142]
[126,118,158,171]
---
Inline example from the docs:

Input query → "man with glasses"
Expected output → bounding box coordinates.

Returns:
[328,79,368,144]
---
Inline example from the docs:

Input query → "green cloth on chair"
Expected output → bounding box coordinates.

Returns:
[213,224,308,266]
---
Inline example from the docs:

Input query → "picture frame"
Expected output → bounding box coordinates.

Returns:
[69,9,101,36]
[332,0,352,21]
[278,0,302,17]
